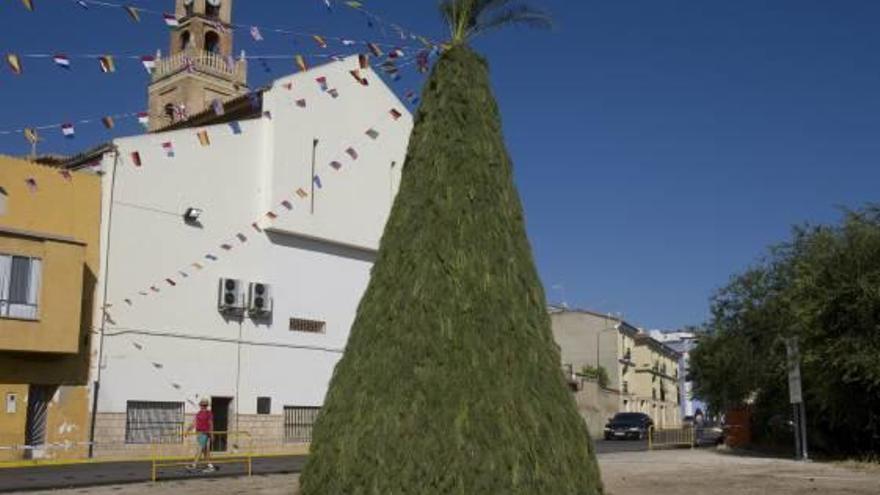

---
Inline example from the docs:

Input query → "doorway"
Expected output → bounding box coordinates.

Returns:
[24,385,57,459]
[210,397,232,452]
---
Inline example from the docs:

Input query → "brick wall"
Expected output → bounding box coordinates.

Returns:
[92,412,309,460]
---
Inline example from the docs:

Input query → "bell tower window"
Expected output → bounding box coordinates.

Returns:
[206,0,222,18]
[164,103,177,122]
[205,31,220,54]
[180,31,192,51]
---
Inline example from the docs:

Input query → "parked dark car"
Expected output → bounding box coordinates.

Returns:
[604,412,654,440]
[695,422,725,446]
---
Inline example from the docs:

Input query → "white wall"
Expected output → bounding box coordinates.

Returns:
[91,57,412,417]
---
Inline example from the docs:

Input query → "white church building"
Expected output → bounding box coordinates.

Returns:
[64,0,413,458]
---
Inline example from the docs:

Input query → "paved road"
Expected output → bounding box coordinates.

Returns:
[595,439,649,454]
[0,441,646,493]
[0,456,307,493]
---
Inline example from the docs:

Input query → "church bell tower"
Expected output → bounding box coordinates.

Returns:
[147,0,248,131]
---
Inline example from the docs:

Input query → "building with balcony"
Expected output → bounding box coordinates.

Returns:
[630,333,682,428]
[650,329,705,419]
[0,156,101,460]
[549,307,641,437]
[549,306,682,434]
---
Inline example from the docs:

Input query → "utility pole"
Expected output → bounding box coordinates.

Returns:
[785,337,809,461]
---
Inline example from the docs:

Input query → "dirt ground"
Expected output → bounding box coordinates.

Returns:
[16,448,880,495]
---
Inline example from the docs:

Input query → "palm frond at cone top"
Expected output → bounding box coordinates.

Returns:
[298,2,602,494]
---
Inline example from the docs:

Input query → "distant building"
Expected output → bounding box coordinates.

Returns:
[649,330,704,419]
[550,307,682,435]
[0,156,101,460]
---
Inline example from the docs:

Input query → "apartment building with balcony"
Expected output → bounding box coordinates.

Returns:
[0,156,101,460]
[549,306,682,433]
[630,333,682,428]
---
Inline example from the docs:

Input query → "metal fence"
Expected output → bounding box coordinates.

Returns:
[283,406,321,443]
[648,426,695,450]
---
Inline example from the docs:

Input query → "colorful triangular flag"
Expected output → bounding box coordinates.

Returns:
[197,130,210,146]
[316,76,329,92]
[295,54,307,72]
[140,55,156,74]
[124,5,141,22]
[365,128,379,139]
[138,112,149,127]
[161,141,174,157]
[229,121,242,135]
[346,147,359,160]
[313,35,328,48]
[390,108,403,120]
[24,128,38,144]
[6,54,22,75]
[53,54,71,69]
[367,42,383,57]
[61,123,75,138]
[130,151,142,167]
[20,0,34,12]
[163,13,179,27]
[211,98,225,116]
[99,55,115,73]
[250,26,264,41]
[101,116,115,129]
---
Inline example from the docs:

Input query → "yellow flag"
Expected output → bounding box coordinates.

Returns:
[197,130,211,147]
[21,0,34,12]
[6,54,22,75]
[295,54,307,72]
[99,55,116,73]
[124,6,141,23]
[345,1,363,8]
[313,35,328,49]
[24,128,38,144]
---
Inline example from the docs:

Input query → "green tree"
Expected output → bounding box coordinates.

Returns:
[690,205,880,455]
[299,2,603,493]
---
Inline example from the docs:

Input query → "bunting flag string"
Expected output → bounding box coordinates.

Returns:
[2,50,427,79]
[15,0,435,52]
[0,110,149,138]
[0,48,426,142]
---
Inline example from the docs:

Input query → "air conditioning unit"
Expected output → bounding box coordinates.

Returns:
[218,278,245,314]
[248,282,273,317]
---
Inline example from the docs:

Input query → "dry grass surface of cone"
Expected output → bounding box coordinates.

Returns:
[298,44,603,494]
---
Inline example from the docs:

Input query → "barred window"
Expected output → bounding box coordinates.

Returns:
[289,317,326,334]
[283,406,320,443]
[125,401,185,444]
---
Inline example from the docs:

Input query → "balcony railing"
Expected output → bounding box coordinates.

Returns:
[151,49,247,83]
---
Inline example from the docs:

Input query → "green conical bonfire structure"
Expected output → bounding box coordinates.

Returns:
[299,2,603,493]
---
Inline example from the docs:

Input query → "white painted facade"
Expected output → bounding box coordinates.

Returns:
[87,57,412,439]
[649,330,704,418]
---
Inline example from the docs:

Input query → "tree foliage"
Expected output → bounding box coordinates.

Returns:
[298,2,601,493]
[690,205,880,455]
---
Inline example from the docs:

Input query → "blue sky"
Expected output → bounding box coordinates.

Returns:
[2,1,879,330]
